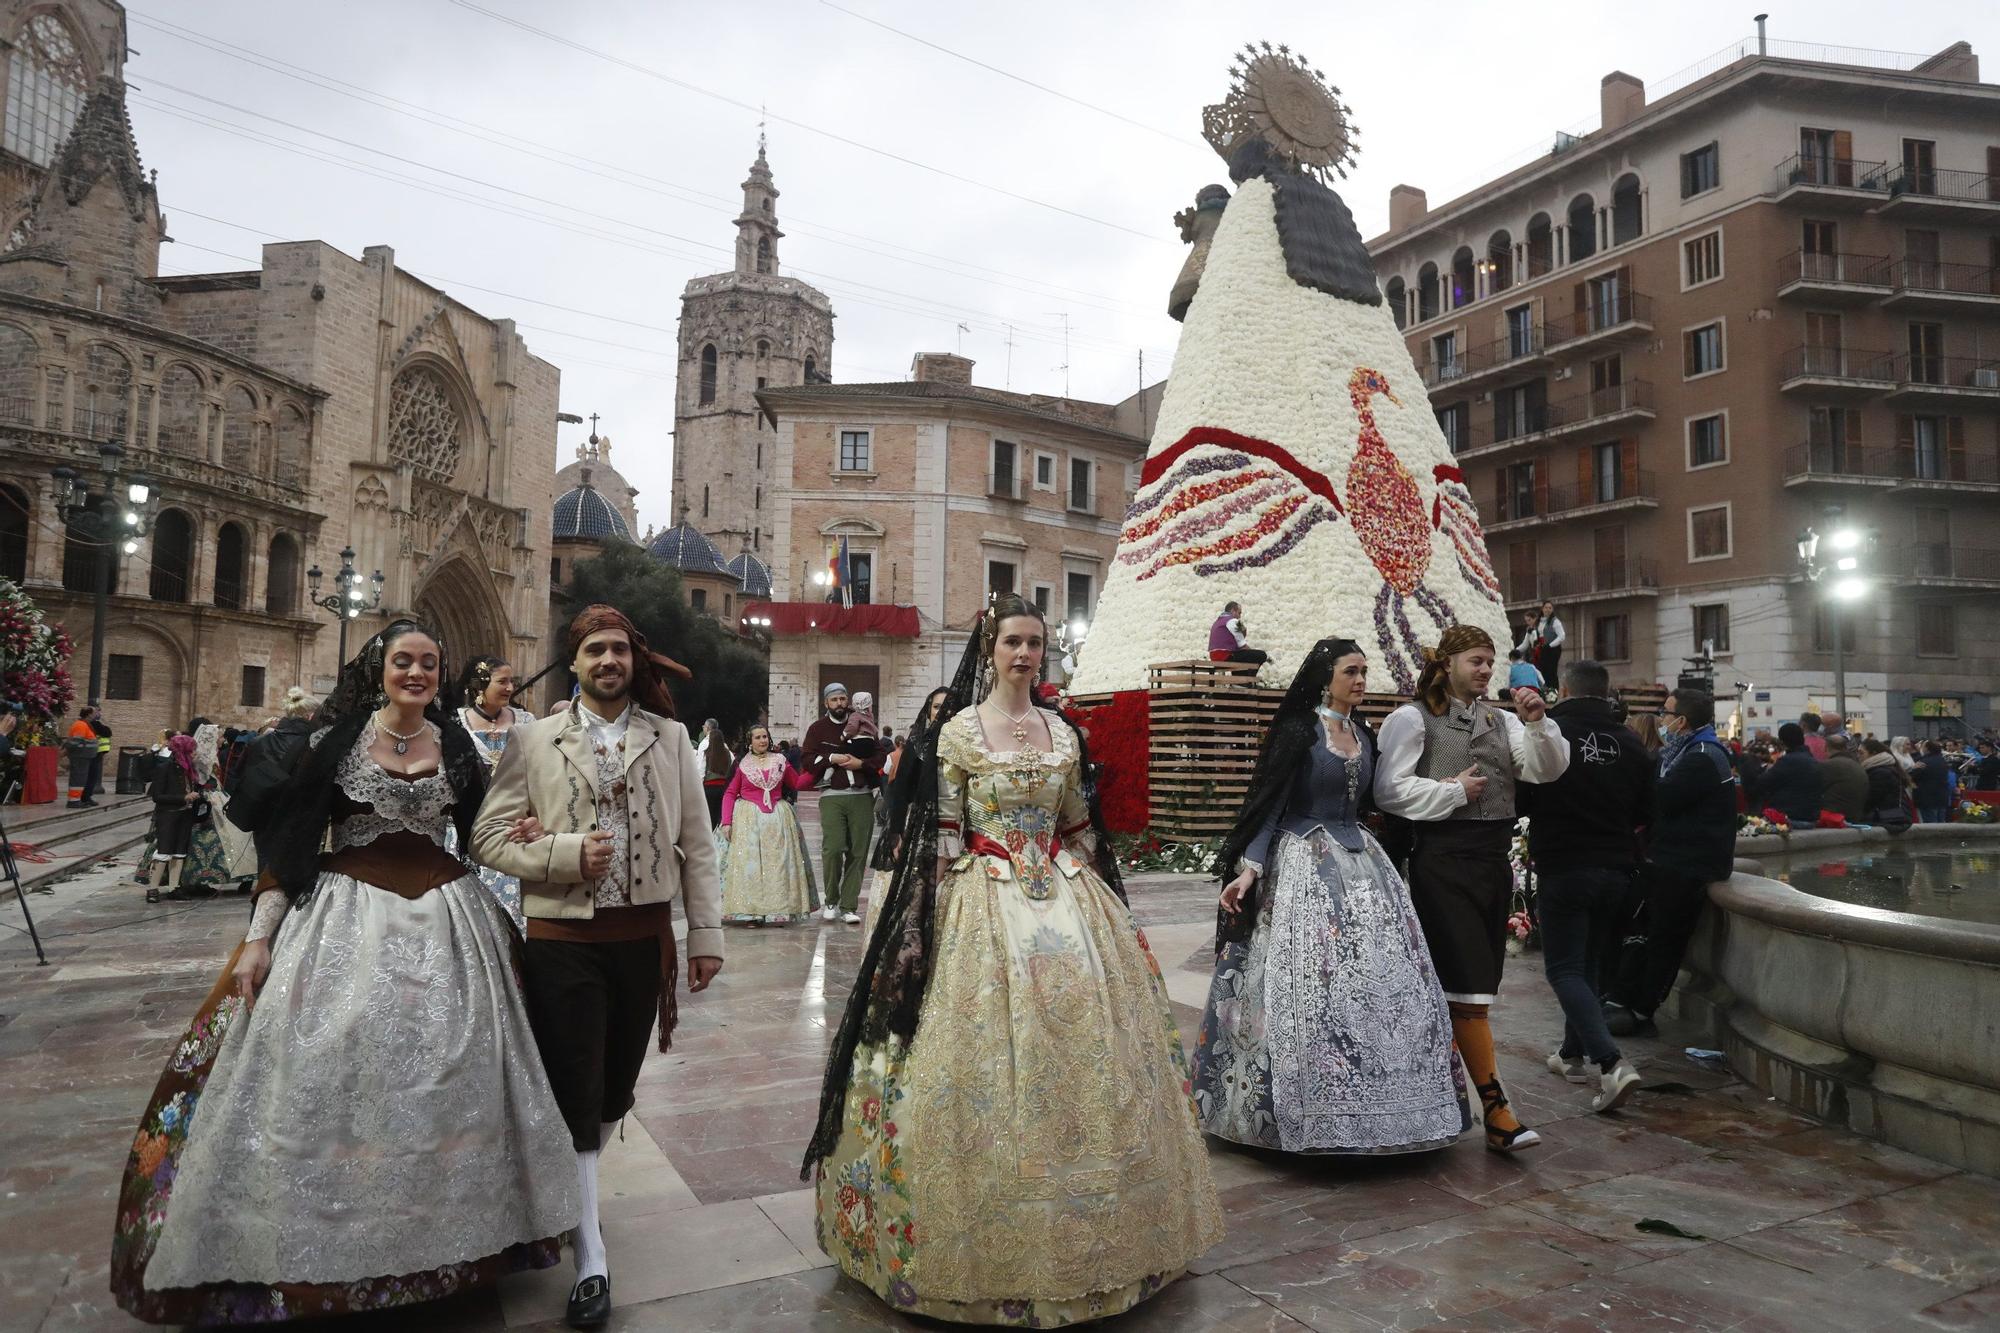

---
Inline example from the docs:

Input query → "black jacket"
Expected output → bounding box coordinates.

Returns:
[1518,697,1654,873]
[1912,752,1950,807]
[1648,728,1739,881]
[1761,749,1823,827]
[224,717,315,833]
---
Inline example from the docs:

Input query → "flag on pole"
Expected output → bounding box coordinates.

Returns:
[837,536,854,608]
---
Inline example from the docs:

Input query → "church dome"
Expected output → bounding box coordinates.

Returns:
[646,520,731,576]
[728,550,773,599]
[553,481,631,542]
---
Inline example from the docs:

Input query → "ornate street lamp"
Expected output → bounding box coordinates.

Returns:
[1797,521,1873,725]
[307,545,385,665]
[50,441,156,705]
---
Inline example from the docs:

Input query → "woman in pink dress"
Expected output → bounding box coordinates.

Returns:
[719,725,819,925]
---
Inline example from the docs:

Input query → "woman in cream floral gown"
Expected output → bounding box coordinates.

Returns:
[805,596,1220,1325]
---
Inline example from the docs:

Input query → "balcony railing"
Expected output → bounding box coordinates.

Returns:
[1772,153,1887,192]
[1779,344,1895,384]
[1506,558,1660,604]
[1421,326,1549,389]
[1889,352,2000,391]
[1549,290,1652,345]
[1494,470,1657,524]
[1067,489,1098,516]
[1868,258,2000,298]
[1776,250,1889,289]
[1460,380,1653,455]
[0,393,33,427]
[1866,163,2000,203]
[1882,544,2000,583]
[1785,442,2000,486]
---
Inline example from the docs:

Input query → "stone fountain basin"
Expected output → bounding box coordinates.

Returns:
[1680,826,2000,1176]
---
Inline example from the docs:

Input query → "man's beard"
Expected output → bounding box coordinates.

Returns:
[583,671,630,705]
[826,705,849,722]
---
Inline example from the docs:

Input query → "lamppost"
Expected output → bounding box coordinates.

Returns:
[50,441,156,704]
[1797,522,1872,724]
[306,546,384,665]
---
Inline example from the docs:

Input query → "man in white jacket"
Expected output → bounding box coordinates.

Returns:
[1375,624,1569,1153]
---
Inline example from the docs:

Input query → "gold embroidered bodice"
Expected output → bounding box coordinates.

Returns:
[933,707,1095,902]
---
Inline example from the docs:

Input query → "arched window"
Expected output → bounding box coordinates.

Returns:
[76,343,131,442]
[220,384,259,474]
[755,236,772,274]
[1526,213,1553,277]
[156,363,204,457]
[150,508,193,602]
[1415,263,1440,323]
[0,483,27,582]
[1611,173,1643,245]
[274,404,309,487]
[1450,246,1476,309]
[803,353,817,383]
[386,365,464,483]
[213,521,247,610]
[267,532,300,615]
[3,14,89,167]
[1567,193,1597,263]
[1486,230,1514,293]
[756,339,770,359]
[1384,277,1407,330]
[0,322,36,422]
[698,343,717,405]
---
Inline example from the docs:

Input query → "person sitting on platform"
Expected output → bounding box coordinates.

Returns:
[1207,601,1268,667]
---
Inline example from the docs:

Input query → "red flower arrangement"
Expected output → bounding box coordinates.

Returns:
[1063,688,1150,833]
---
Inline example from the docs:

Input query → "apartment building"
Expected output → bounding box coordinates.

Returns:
[754,353,1147,736]
[1368,38,1999,736]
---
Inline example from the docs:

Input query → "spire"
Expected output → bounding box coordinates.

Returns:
[734,129,784,277]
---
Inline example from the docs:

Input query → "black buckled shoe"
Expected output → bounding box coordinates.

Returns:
[565,1274,610,1330]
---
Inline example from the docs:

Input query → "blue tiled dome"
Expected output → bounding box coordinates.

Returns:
[553,482,632,542]
[646,520,731,576]
[728,550,773,599]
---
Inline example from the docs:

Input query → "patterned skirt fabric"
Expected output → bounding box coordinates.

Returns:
[110,871,579,1325]
[813,857,1223,1325]
[180,817,233,888]
[1191,827,1469,1155]
[720,801,819,925]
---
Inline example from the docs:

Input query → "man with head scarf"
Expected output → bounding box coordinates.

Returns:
[472,605,721,1331]
[1374,624,1569,1153]
[802,681,884,925]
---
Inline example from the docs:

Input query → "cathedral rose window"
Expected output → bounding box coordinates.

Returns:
[387,366,465,484]
[4,14,89,167]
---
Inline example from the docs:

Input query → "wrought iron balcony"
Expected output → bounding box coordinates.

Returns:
[1778,344,1895,397]
[1775,250,1890,301]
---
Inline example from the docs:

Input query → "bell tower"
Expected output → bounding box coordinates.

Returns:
[735,134,783,277]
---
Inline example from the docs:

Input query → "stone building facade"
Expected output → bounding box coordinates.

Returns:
[755,353,1149,737]
[0,0,557,740]
[673,141,833,557]
[1368,38,2000,737]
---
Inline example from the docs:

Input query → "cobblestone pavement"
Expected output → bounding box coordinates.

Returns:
[4,792,1997,1331]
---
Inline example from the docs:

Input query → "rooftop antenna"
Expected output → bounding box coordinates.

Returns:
[956,321,970,355]
[1046,311,1070,397]
[1003,324,1016,389]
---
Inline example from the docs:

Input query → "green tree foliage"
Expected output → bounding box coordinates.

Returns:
[547,543,768,735]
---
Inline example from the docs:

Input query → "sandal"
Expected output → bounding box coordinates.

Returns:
[1478,1079,1542,1153]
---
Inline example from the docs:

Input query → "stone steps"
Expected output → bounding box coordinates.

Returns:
[1,794,154,894]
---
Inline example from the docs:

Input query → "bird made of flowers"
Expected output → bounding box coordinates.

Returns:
[1071,48,1510,697]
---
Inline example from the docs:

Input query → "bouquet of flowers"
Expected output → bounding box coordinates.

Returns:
[1957,800,1993,826]
[0,578,74,730]
[1736,813,1788,839]
[1507,816,1538,951]
[1114,831,1225,874]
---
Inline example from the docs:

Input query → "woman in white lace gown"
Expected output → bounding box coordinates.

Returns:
[110,621,578,1326]
[455,653,536,929]
[1192,637,1467,1154]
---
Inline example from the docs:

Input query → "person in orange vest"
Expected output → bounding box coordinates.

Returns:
[66,706,100,808]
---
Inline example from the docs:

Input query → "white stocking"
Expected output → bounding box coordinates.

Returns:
[572,1149,605,1280]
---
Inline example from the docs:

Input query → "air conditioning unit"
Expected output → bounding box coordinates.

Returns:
[1554,366,1574,381]
[1968,367,2000,389]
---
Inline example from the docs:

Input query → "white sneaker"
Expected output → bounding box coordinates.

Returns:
[1591,1060,1642,1113]
[1547,1052,1593,1084]
[842,911,862,924]
[820,905,838,921]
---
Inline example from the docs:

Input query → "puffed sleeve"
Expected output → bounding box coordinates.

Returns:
[934,719,971,860]
[1373,704,1468,821]
[1506,709,1571,783]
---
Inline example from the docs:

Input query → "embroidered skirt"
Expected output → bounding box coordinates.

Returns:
[720,800,819,925]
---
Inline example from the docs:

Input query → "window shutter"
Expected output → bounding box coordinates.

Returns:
[1896,414,1915,472]
[1572,282,1587,337]
[1684,330,1699,378]
[1577,446,1592,494]
[1494,470,1508,520]
[1833,131,1854,186]
[1622,440,1640,491]
[1845,408,1863,446]
[1989,147,2000,202]
[1534,459,1549,514]
[1948,416,1967,480]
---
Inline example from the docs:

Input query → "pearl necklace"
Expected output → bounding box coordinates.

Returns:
[375,712,429,756]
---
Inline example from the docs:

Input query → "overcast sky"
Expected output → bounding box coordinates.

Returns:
[131,1,1993,534]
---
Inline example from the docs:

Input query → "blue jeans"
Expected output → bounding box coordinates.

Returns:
[1537,866,1629,1068]
[1920,805,1948,824]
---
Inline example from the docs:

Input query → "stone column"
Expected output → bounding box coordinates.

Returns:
[25,477,63,588]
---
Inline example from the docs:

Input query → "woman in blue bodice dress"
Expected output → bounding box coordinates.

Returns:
[1191,637,1468,1155]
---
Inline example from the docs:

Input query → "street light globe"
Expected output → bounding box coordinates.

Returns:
[122,539,138,555]
[122,510,138,526]
[347,607,361,619]
[1829,528,1861,551]
[1835,556,1858,572]
[1831,576,1867,600]
[127,481,149,505]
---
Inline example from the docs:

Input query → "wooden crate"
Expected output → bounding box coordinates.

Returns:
[1145,660,1286,841]
[1619,683,1668,716]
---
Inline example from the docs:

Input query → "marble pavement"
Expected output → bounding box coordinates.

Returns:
[3,790,1998,1332]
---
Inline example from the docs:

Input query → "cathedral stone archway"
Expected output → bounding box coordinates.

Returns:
[413,552,510,678]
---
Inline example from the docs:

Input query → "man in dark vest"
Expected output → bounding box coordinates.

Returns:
[1375,624,1570,1152]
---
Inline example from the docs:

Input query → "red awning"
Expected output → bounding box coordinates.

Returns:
[740,602,922,638]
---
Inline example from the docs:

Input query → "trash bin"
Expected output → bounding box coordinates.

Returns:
[65,736,95,802]
[116,745,158,795]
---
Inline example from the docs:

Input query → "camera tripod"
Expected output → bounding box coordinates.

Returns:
[0,777,49,965]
